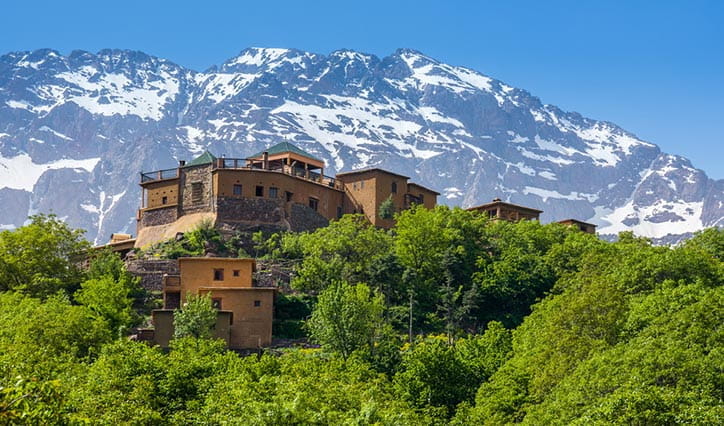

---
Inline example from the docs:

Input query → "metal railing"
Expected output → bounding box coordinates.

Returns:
[141,168,178,182]
[141,159,341,189]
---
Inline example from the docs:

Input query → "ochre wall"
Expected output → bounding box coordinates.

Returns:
[175,258,274,349]
[339,171,436,228]
[144,179,179,209]
[339,172,383,224]
[213,169,345,221]
[178,258,255,295]
[198,288,274,348]
[406,184,438,210]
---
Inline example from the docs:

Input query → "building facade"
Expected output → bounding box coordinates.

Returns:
[136,142,438,247]
[467,198,543,222]
[153,257,274,349]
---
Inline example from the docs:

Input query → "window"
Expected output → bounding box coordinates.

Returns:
[337,206,343,219]
[269,187,278,198]
[191,182,203,203]
[211,298,222,310]
[213,268,224,281]
[254,300,261,307]
[391,181,397,194]
[233,270,240,277]
[165,292,180,310]
[308,197,319,211]
[488,209,497,218]
[162,196,168,204]
[233,184,242,196]
[419,194,424,202]
[360,181,364,189]
[255,186,264,197]
[285,191,293,202]
[353,182,358,190]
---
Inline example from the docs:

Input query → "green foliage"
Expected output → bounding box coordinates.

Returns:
[469,228,724,424]
[0,377,65,424]
[0,214,90,298]
[306,281,385,359]
[286,215,394,292]
[173,293,218,340]
[378,195,395,220]
[273,293,314,338]
[0,292,111,379]
[394,323,512,417]
[142,219,250,259]
[196,351,428,425]
[75,251,143,335]
[0,202,721,423]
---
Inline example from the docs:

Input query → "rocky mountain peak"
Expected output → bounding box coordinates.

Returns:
[0,47,720,244]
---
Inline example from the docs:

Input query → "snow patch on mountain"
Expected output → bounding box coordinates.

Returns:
[0,154,99,191]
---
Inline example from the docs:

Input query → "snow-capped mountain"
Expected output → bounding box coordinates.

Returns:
[0,47,721,244]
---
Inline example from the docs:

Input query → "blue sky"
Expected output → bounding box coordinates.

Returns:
[2,0,722,178]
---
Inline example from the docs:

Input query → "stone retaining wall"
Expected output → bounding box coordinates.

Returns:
[140,206,178,228]
[126,259,179,292]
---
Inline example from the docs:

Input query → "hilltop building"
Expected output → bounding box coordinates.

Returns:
[556,218,597,234]
[135,142,438,247]
[151,257,274,349]
[467,198,543,222]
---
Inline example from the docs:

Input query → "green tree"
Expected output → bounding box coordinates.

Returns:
[75,251,142,335]
[306,281,385,360]
[0,214,90,298]
[173,293,217,340]
[378,195,395,220]
[288,215,394,292]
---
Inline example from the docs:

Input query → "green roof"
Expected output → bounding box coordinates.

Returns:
[185,151,217,167]
[249,142,323,163]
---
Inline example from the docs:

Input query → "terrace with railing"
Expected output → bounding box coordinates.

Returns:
[140,159,342,189]
[140,168,179,183]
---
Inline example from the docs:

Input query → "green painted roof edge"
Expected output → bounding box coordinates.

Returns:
[184,151,217,167]
[249,142,323,163]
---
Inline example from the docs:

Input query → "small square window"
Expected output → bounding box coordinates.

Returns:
[233,184,242,196]
[255,186,264,197]
[254,300,261,307]
[213,269,224,281]
[233,270,240,277]
[269,187,278,198]
[308,197,319,211]
[286,191,293,202]
[211,298,222,310]
[162,196,168,204]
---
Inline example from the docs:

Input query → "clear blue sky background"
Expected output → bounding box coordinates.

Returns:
[2,0,722,178]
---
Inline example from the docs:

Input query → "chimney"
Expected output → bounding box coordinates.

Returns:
[262,151,269,170]
[179,160,186,167]
[493,197,502,202]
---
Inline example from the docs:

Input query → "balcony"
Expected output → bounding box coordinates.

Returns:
[140,168,179,183]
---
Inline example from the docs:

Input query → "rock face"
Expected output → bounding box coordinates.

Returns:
[0,47,721,244]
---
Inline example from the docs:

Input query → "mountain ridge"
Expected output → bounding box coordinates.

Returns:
[0,47,721,244]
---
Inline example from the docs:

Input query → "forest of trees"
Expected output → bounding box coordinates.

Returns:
[0,210,721,424]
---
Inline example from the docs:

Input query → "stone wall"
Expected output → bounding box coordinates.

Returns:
[289,202,330,232]
[216,196,287,224]
[179,164,214,215]
[140,206,178,228]
[126,259,179,292]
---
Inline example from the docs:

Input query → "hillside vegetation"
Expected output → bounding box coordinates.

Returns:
[0,210,721,424]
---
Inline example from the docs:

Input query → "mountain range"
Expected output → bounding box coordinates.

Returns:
[0,47,721,244]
